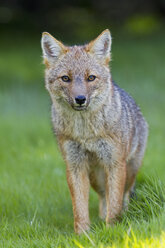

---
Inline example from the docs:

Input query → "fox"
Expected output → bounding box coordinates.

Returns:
[41,29,148,234]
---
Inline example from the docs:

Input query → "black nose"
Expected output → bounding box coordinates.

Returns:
[75,95,86,105]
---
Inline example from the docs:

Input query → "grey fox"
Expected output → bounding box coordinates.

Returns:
[41,29,148,234]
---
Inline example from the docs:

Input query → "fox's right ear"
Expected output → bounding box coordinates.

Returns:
[86,29,112,64]
[41,32,67,65]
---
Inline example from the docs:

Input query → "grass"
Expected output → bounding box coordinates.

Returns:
[0,29,165,247]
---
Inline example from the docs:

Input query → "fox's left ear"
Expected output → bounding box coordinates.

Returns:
[86,29,112,63]
[41,32,67,66]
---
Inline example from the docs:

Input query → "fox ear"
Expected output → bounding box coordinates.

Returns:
[87,29,112,62]
[41,32,67,64]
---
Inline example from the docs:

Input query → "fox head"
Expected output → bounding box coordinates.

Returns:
[41,30,112,112]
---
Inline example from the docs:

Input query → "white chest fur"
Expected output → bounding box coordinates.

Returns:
[52,104,106,141]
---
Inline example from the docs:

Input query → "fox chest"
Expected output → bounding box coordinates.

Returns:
[53,109,106,140]
[53,114,118,167]
[62,136,117,168]
[52,107,120,166]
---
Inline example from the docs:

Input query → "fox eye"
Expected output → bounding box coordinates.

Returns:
[61,75,71,82]
[87,75,96,82]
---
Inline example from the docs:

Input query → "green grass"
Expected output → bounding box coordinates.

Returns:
[0,30,165,247]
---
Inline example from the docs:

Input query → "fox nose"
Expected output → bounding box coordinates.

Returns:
[75,95,86,105]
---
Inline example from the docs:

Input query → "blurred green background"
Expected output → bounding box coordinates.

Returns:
[0,0,165,246]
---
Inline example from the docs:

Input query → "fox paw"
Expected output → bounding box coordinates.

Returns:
[74,222,90,235]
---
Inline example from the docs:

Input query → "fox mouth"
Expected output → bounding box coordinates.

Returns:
[72,105,87,111]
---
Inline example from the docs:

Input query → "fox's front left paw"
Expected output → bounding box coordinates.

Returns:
[74,222,90,235]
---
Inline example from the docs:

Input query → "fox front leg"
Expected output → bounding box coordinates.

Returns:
[62,140,90,234]
[105,162,126,225]
[66,166,90,234]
